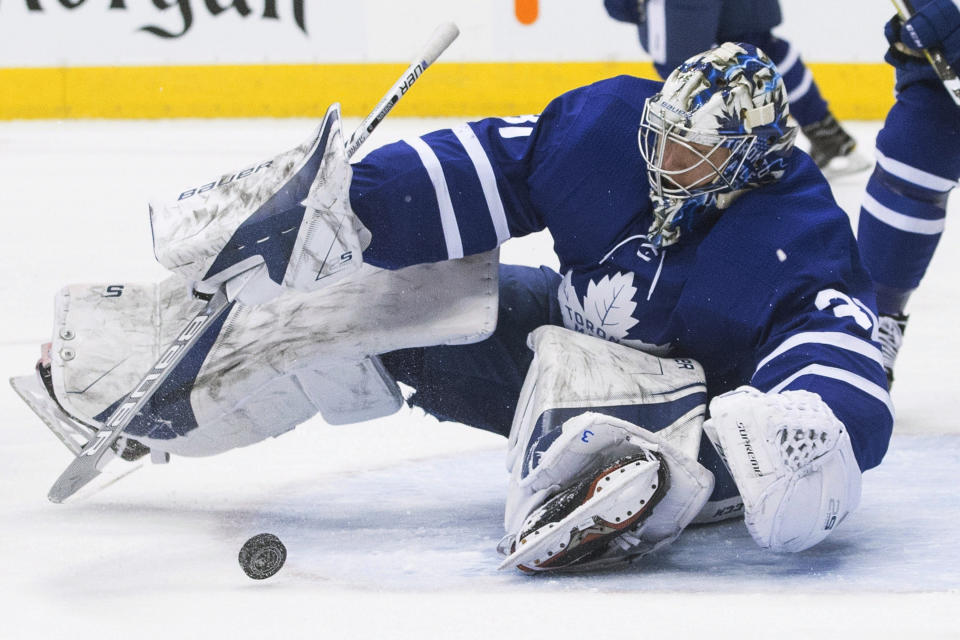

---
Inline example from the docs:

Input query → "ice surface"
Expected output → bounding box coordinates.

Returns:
[1,119,957,639]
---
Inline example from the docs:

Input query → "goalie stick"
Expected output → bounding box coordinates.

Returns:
[891,0,960,106]
[46,21,460,504]
[345,22,459,158]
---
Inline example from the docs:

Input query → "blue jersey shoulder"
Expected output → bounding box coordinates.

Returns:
[532,75,659,173]
[531,76,662,266]
[677,150,872,359]
[705,151,858,286]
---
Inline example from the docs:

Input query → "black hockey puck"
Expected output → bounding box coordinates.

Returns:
[239,533,287,580]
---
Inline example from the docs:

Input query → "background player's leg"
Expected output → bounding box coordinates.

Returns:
[381,265,563,437]
[732,28,862,172]
[646,0,723,78]
[857,81,960,380]
[743,32,828,128]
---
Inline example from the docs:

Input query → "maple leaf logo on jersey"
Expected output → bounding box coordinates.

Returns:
[560,270,639,341]
[559,271,672,354]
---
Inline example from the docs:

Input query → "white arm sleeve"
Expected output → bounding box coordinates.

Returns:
[703,386,862,553]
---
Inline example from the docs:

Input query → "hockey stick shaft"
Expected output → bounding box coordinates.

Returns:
[345,21,460,158]
[891,0,960,106]
[48,21,460,504]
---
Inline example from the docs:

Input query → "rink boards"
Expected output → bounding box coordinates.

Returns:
[0,0,896,120]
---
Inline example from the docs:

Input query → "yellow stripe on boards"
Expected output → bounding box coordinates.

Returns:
[804,63,897,120]
[1,62,895,120]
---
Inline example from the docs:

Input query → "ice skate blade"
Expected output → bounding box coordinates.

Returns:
[821,151,872,180]
[10,375,148,502]
[10,374,95,456]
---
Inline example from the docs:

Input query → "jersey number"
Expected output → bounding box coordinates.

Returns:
[814,289,879,341]
[498,115,539,138]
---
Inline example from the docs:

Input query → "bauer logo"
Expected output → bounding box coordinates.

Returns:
[657,100,694,121]
[82,430,113,456]
[178,160,273,201]
[399,63,426,95]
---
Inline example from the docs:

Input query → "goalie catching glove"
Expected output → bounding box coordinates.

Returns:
[703,386,862,553]
[149,103,370,305]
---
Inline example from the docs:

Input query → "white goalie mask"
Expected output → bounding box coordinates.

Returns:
[638,42,798,247]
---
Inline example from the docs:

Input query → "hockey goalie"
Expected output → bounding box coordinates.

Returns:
[13,42,892,571]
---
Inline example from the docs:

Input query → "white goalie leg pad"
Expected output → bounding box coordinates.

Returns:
[499,326,714,571]
[19,250,499,458]
[703,386,862,553]
[150,103,370,305]
[500,412,714,572]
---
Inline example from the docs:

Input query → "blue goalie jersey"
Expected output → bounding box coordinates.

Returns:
[350,75,893,474]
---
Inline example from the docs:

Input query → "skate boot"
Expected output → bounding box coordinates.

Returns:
[801,112,871,178]
[499,450,668,573]
[877,313,909,386]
